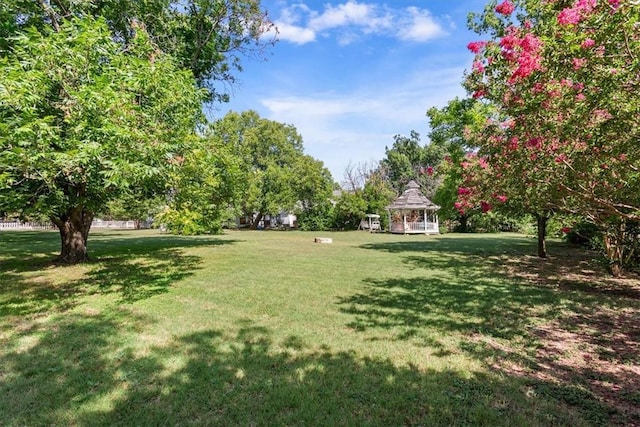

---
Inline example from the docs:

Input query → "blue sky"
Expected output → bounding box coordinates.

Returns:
[220,0,488,183]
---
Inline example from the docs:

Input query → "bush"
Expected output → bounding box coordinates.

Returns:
[156,207,222,235]
[564,221,600,249]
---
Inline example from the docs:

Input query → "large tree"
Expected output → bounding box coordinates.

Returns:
[426,97,490,232]
[381,131,445,198]
[0,0,275,102]
[212,110,333,229]
[1,1,275,263]
[0,18,205,262]
[463,0,640,273]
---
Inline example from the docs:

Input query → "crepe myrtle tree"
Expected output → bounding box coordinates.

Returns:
[0,17,206,263]
[462,0,640,274]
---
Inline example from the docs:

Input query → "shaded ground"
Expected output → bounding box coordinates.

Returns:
[2,232,638,425]
[353,237,640,426]
[496,249,640,426]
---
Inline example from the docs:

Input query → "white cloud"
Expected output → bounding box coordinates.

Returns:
[274,21,316,44]
[274,1,445,45]
[396,7,447,42]
[308,1,376,31]
[257,65,467,180]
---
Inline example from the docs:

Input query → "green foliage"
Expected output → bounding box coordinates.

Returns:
[296,202,334,231]
[332,191,368,230]
[565,221,600,249]
[565,220,640,272]
[380,131,444,197]
[427,98,491,226]
[156,206,222,235]
[362,171,395,229]
[465,0,640,272]
[0,0,275,103]
[212,111,334,230]
[101,194,165,228]
[0,16,205,261]
[161,134,244,235]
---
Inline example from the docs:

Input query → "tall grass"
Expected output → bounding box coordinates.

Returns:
[1,229,638,426]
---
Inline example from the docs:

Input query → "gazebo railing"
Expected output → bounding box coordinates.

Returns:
[389,221,438,232]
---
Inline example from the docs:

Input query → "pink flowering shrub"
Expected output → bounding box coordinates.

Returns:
[464,0,639,274]
[495,0,515,16]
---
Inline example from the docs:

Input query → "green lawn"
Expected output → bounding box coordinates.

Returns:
[1,229,638,426]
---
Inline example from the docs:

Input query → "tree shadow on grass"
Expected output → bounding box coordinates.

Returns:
[0,233,239,315]
[1,315,597,426]
[360,233,536,257]
[348,234,640,425]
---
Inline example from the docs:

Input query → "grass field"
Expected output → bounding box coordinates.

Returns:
[1,229,638,426]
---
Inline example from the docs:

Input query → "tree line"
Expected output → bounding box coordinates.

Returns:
[2,0,639,276]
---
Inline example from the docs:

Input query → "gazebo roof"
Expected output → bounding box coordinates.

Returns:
[386,180,440,210]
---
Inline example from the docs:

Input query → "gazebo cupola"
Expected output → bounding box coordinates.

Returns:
[386,180,440,234]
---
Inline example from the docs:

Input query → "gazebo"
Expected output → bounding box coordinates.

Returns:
[386,180,440,234]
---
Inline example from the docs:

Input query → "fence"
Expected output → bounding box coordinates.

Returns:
[0,220,141,231]
[0,221,56,231]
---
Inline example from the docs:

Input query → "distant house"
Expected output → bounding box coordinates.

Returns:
[386,180,440,234]
[235,211,296,229]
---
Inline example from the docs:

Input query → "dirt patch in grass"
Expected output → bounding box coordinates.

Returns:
[486,247,640,426]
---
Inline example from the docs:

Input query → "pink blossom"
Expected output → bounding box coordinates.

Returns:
[499,26,519,51]
[581,38,595,48]
[593,109,612,120]
[558,8,580,25]
[472,89,486,99]
[561,227,572,234]
[575,93,586,102]
[547,87,561,98]
[467,41,487,53]
[425,166,434,176]
[495,194,508,203]
[481,201,492,213]
[458,187,472,195]
[472,60,485,73]
[572,57,587,70]
[507,136,519,150]
[495,0,515,15]
[526,137,542,149]
[555,153,567,163]
[608,0,620,10]
[619,153,627,161]
[560,78,573,87]
[478,158,489,169]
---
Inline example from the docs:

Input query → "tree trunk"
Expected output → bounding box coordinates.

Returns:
[536,213,548,258]
[603,223,626,277]
[251,212,264,229]
[459,214,469,233]
[51,207,94,264]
